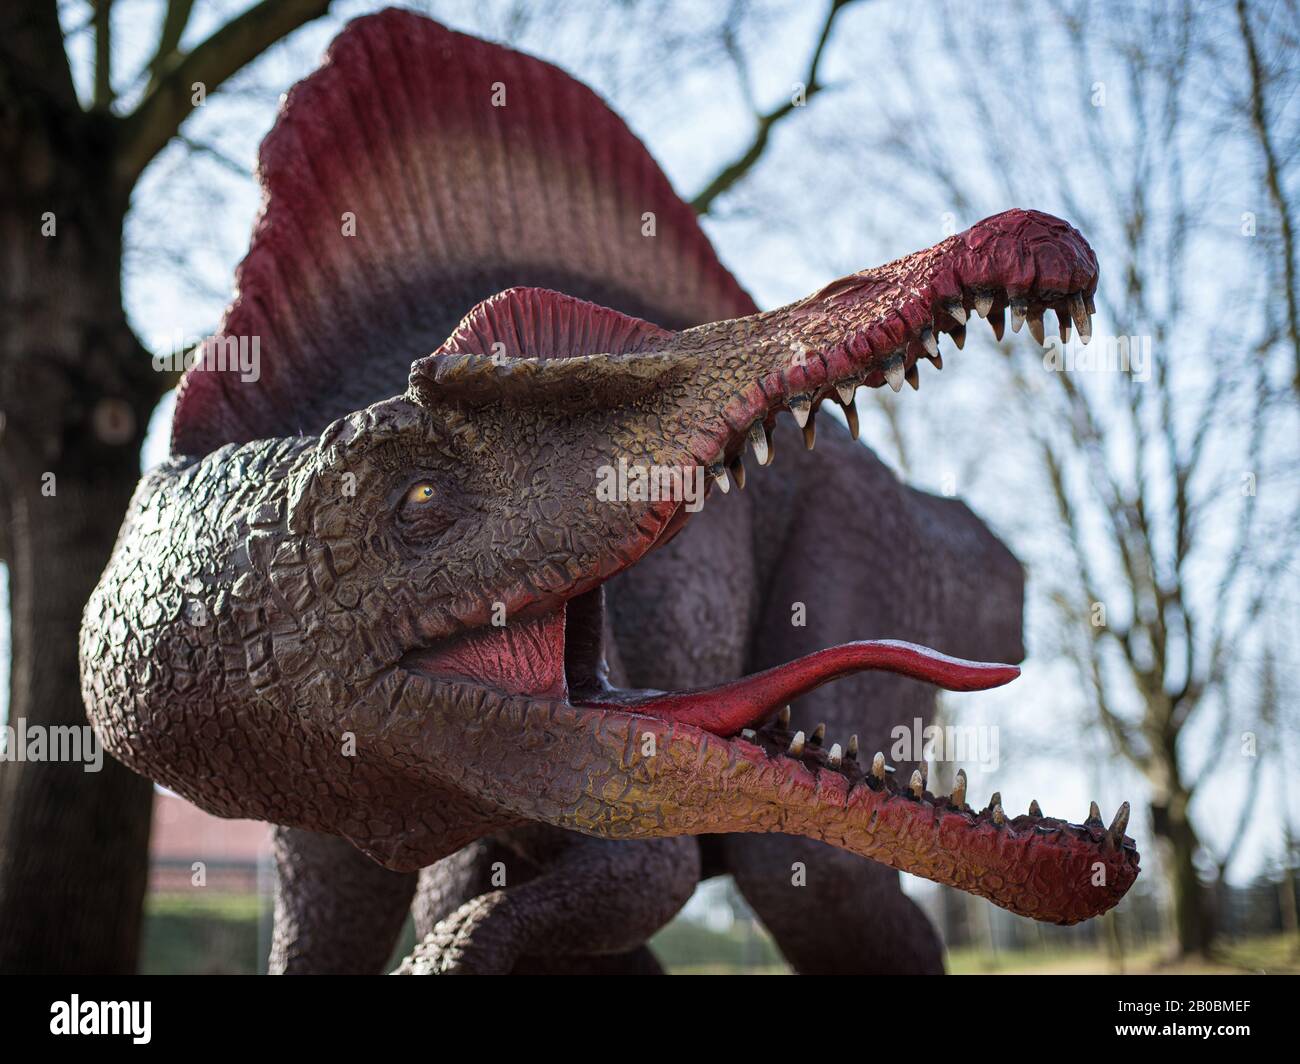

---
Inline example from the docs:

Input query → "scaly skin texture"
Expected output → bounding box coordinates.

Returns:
[79,12,1139,971]
[268,826,416,975]
[81,211,1137,927]
[408,424,1017,974]
[397,827,698,975]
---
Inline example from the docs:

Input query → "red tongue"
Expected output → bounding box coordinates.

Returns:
[409,608,1018,738]
[576,640,1019,735]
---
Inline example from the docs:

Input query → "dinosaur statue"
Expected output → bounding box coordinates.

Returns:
[79,9,1138,974]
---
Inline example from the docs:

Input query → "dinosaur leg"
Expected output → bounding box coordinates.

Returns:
[412,835,665,974]
[721,640,948,974]
[268,825,417,974]
[401,827,698,975]
[718,419,1022,974]
[723,832,944,975]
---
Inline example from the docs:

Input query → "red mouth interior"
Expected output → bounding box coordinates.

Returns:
[402,586,1020,734]
[400,578,1139,929]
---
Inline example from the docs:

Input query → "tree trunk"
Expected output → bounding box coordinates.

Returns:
[0,94,157,973]
[1149,794,1214,958]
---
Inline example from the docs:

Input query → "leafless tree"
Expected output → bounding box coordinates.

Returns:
[0,0,333,975]
[745,0,1300,957]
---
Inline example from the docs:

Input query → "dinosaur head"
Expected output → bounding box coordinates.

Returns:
[84,212,1136,924]
[79,11,1137,925]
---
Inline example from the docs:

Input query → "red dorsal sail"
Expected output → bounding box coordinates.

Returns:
[172,9,756,456]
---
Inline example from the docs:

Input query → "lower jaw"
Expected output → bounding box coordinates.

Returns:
[534,697,1140,926]
[403,595,1139,925]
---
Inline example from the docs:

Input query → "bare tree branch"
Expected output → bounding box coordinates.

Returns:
[178,132,249,177]
[116,0,331,185]
[1237,0,1300,393]
[92,0,113,111]
[146,0,196,92]
[842,0,1299,954]
[691,0,863,215]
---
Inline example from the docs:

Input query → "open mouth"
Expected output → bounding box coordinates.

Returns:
[402,582,1126,844]
[399,582,1138,925]
[398,217,1139,923]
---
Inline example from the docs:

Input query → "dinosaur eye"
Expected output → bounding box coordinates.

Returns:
[404,481,437,505]
[396,476,458,540]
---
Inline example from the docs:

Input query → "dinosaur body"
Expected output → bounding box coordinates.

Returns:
[272,417,1022,974]
[79,10,1138,973]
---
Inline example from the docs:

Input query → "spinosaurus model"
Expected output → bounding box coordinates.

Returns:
[79,9,1139,974]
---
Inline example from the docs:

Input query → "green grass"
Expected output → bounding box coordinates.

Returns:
[141,892,264,974]
[947,934,1300,975]
[139,892,1300,975]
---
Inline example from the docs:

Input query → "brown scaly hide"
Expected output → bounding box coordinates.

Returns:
[80,10,1137,945]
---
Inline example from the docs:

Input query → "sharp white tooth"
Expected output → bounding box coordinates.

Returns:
[974,292,994,318]
[827,743,843,768]
[1029,799,1043,818]
[776,705,791,728]
[943,300,967,324]
[747,421,769,465]
[788,394,811,428]
[920,327,939,357]
[989,790,1002,809]
[708,463,729,493]
[883,354,906,392]
[846,734,858,760]
[801,414,816,450]
[905,363,920,390]
[1088,800,1103,824]
[787,730,806,756]
[952,769,967,807]
[1028,309,1046,345]
[948,327,963,352]
[993,804,1007,826]
[1069,293,1092,344]
[871,752,886,780]
[1010,298,1027,333]
[809,722,826,746]
[835,379,857,406]
[909,769,924,798]
[842,398,859,440]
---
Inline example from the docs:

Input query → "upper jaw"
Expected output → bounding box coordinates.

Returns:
[402,210,1098,649]
[662,210,1098,488]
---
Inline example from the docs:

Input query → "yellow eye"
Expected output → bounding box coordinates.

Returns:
[405,482,436,505]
